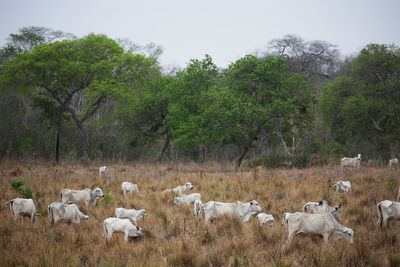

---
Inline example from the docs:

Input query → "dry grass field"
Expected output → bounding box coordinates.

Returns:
[0,160,400,267]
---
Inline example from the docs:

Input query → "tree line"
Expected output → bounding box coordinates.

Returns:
[0,27,399,169]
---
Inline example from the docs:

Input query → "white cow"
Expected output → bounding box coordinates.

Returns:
[201,200,262,223]
[256,213,275,225]
[162,182,193,196]
[103,218,144,241]
[303,200,341,220]
[388,158,399,169]
[121,182,139,197]
[99,166,107,177]
[60,187,104,207]
[377,200,400,227]
[1,198,39,222]
[331,181,352,192]
[47,202,89,225]
[341,154,361,170]
[174,193,201,205]
[282,212,354,244]
[114,208,147,224]
[193,199,203,219]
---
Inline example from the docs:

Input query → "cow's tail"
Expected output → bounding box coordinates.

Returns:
[48,204,54,225]
[281,212,288,226]
[194,200,203,219]
[0,199,14,211]
[103,220,108,237]
[302,204,309,212]
[377,202,383,227]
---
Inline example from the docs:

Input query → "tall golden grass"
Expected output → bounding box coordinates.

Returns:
[0,161,399,266]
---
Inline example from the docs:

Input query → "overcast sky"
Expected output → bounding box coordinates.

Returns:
[1,0,399,68]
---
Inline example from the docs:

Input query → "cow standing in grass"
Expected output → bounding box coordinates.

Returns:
[60,187,104,207]
[282,212,354,244]
[1,198,39,222]
[341,154,361,171]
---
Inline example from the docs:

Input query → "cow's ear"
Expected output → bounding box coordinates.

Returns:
[338,204,342,209]
[318,201,323,205]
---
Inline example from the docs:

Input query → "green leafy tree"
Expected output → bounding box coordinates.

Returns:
[320,44,400,157]
[1,34,150,165]
[225,55,314,169]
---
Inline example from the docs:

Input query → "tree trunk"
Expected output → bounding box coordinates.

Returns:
[76,121,90,166]
[54,114,63,165]
[158,135,170,161]
[54,126,60,165]
[235,146,249,172]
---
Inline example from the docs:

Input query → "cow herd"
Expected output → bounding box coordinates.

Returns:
[1,161,400,245]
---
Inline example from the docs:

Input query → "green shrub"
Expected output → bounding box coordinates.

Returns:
[11,178,33,198]
[386,176,397,192]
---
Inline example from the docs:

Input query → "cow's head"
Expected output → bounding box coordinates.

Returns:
[185,182,193,190]
[341,228,354,244]
[357,154,361,159]
[93,187,104,197]
[173,197,181,205]
[249,200,262,213]
[129,225,144,237]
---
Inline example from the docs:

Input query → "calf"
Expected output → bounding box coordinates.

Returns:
[99,166,107,177]
[256,213,275,225]
[114,208,147,224]
[1,198,39,222]
[103,218,144,241]
[388,158,399,169]
[162,182,193,196]
[283,212,354,244]
[377,200,400,227]
[48,202,89,225]
[60,187,104,207]
[121,182,139,197]
[174,193,201,205]
[303,200,341,220]
[201,200,262,223]
[341,154,361,170]
[331,181,351,192]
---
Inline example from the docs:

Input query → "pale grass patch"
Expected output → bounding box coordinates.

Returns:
[0,161,399,266]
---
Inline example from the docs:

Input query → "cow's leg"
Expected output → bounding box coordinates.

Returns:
[107,229,113,240]
[382,215,389,227]
[124,231,129,241]
[286,230,294,243]
[322,233,330,243]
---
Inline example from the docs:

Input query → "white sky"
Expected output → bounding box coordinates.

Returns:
[1,0,399,68]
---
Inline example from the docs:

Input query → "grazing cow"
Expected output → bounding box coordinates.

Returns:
[331,181,352,192]
[1,198,39,222]
[201,200,262,223]
[303,200,341,220]
[162,182,193,196]
[60,187,104,207]
[121,182,139,196]
[377,200,400,227]
[103,218,144,241]
[256,213,275,225]
[193,199,203,219]
[114,208,147,224]
[388,158,399,169]
[47,202,89,225]
[174,193,201,205]
[282,212,354,244]
[341,154,361,170]
[99,166,107,177]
